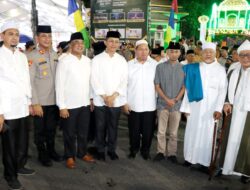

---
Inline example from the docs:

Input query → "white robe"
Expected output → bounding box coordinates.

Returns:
[180,61,227,166]
[222,65,250,176]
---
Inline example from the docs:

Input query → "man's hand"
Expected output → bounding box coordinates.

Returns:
[223,104,232,116]
[104,92,119,108]
[165,98,176,108]
[0,114,4,133]
[33,105,43,117]
[60,109,69,119]
[213,111,222,120]
[184,113,190,118]
[123,104,131,115]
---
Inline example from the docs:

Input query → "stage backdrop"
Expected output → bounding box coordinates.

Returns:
[91,0,148,40]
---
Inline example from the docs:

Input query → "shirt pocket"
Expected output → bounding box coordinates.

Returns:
[38,62,49,79]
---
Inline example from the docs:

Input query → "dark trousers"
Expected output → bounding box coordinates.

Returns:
[61,106,90,159]
[1,117,29,180]
[95,106,121,153]
[33,105,59,152]
[128,111,156,155]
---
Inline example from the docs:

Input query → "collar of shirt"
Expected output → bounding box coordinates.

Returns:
[103,51,119,59]
[134,56,153,64]
[2,45,18,55]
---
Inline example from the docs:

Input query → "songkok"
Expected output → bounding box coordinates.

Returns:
[135,39,148,48]
[237,40,250,54]
[92,41,106,56]
[221,46,228,51]
[1,21,19,33]
[202,42,216,51]
[25,41,35,49]
[151,48,161,55]
[57,41,69,50]
[186,49,195,55]
[37,25,52,34]
[106,31,121,39]
[167,41,180,50]
[70,32,83,42]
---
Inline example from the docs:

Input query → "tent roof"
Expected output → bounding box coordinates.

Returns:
[0,0,78,44]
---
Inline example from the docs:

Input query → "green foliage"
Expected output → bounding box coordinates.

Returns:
[178,0,222,39]
[82,0,90,7]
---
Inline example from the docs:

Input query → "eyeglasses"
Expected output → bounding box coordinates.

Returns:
[239,54,250,59]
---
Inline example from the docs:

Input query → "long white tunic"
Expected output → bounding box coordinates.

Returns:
[222,65,250,176]
[91,51,128,107]
[0,45,31,119]
[180,61,227,166]
[56,53,91,110]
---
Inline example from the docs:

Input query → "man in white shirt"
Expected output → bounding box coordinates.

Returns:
[0,21,35,190]
[124,40,157,160]
[91,31,128,161]
[56,32,94,169]
[180,42,228,168]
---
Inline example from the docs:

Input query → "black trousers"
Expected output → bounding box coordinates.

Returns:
[128,111,156,155]
[61,106,90,159]
[1,117,29,180]
[33,105,59,152]
[95,106,121,153]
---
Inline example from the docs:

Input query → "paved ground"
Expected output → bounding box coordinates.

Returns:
[0,114,249,190]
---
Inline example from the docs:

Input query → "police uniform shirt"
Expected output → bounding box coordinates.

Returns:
[91,51,128,107]
[56,53,91,109]
[0,45,31,119]
[27,48,58,106]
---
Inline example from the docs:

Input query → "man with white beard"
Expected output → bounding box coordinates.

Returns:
[180,42,228,168]
[220,40,250,184]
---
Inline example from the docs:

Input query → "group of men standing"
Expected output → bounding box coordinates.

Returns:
[0,18,250,190]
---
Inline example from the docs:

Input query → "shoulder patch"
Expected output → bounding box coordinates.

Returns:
[39,50,45,54]
[28,60,33,66]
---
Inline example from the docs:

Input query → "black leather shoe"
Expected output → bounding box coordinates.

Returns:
[108,151,119,160]
[7,178,22,190]
[128,152,136,159]
[17,167,35,176]
[141,152,151,160]
[38,151,53,167]
[153,153,165,161]
[49,151,63,162]
[168,155,178,164]
[241,176,250,184]
[182,161,192,167]
[97,152,106,161]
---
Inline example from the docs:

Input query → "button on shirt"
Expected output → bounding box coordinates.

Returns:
[127,57,157,112]
[0,45,31,119]
[56,53,91,109]
[91,51,128,107]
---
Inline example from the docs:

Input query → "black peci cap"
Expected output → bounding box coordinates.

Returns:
[37,25,52,34]
[70,32,84,42]
[167,41,181,50]
[106,31,121,39]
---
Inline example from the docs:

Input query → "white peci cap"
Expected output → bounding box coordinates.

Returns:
[237,40,250,54]
[1,21,19,33]
[202,42,216,51]
[135,39,148,48]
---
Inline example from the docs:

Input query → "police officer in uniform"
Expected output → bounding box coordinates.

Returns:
[27,25,62,167]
